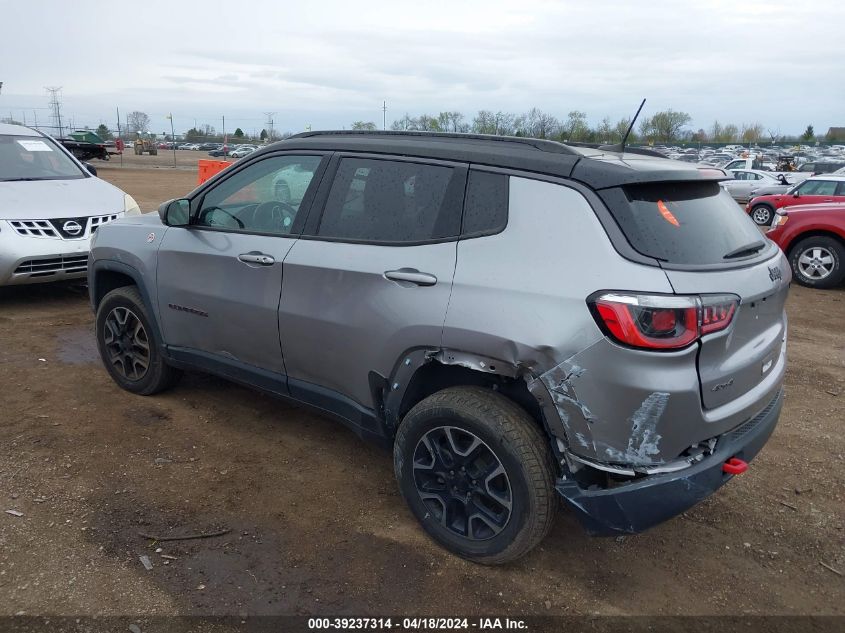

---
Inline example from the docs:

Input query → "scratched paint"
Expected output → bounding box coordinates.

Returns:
[538,361,595,425]
[605,392,669,464]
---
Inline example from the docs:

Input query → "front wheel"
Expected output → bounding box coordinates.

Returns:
[789,236,845,289]
[750,204,773,226]
[95,286,182,394]
[394,386,556,565]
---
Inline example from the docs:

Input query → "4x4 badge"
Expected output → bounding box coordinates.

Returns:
[768,266,782,282]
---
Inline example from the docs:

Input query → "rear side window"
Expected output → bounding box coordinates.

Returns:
[599,182,765,265]
[462,170,508,236]
[317,158,463,242]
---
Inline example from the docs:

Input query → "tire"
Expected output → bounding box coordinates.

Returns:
[394,386,556,565]
[789,236,845,289]
[750,204,774,226]
[95,286,182,395]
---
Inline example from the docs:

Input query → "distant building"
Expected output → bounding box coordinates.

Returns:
[827,127,845,141]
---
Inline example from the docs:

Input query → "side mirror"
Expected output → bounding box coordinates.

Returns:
[793,191,801,198]
[158,198,191,226]
[83,162,97,176]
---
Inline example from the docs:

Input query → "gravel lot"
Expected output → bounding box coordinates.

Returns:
[1,157,843,619]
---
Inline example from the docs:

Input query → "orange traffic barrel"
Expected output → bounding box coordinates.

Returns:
[197,159,231,185]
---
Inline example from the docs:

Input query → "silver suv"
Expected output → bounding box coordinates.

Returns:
[89,131,789,564]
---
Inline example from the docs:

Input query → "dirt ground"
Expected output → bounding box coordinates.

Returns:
[0,162,843,620]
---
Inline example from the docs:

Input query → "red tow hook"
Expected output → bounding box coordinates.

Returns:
[722,457,748,475]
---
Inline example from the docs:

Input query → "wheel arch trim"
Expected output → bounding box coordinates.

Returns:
[89,259,164,344]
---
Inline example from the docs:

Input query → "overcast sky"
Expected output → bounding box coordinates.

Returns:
[1,0,842,137]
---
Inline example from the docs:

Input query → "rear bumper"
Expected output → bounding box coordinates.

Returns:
[557,388,783,535]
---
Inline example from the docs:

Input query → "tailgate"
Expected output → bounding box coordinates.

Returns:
[663,252,790,409]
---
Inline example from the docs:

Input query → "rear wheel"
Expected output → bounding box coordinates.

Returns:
[394,386,556,565]
[789,236,845,288]
[750,204,774,226]
[95,286,182,394]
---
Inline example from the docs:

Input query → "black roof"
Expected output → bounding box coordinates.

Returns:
[260,130,728,190]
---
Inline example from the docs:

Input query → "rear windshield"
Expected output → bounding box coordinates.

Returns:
[0,134,85,181]
[599,181,766,265]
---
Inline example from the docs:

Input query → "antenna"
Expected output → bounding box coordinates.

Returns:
[600,98,646,154]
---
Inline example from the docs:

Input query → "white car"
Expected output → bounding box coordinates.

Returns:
[230,145,256,159]
[720,169,786,204]
[0,123,141,286]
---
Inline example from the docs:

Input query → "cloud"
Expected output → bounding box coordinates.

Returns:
[1,0,842,135]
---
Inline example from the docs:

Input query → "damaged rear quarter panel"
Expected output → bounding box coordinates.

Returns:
[441,174,682,463]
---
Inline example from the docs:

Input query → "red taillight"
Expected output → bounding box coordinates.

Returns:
[700,298,736,334]
[591,293,739,350]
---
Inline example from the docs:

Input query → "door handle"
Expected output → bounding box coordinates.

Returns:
[238,252,275,266]
[384,268,437,286]
[823,198,834,202]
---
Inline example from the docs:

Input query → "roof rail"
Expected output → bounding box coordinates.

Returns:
[287,129,580,155]
[566,141,667,159]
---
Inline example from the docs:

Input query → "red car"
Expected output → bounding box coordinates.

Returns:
[746,175,845,226]
[767,202,845,288]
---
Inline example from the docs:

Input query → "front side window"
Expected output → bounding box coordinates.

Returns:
[316,158,462,242]
[0,134,86,181]
[196,155,323,234]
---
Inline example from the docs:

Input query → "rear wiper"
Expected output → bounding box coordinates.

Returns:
[723,241,766,259]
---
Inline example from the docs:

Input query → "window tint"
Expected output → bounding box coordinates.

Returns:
[836,182,845,196]
[197,155,322,234]
[462,171,508,235]
[317,158,462,242]
[599,181,766,265]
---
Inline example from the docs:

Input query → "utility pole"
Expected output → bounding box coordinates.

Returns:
[168,113,176,166]
[383,100,387,130]
[46,86,64,138]
[264,111,276,141]
[116,106,123,167]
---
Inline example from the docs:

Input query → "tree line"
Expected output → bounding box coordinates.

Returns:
[10,107,829,145]
[350,109,828,144]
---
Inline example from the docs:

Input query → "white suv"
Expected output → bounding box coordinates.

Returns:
[0,123,140,286]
